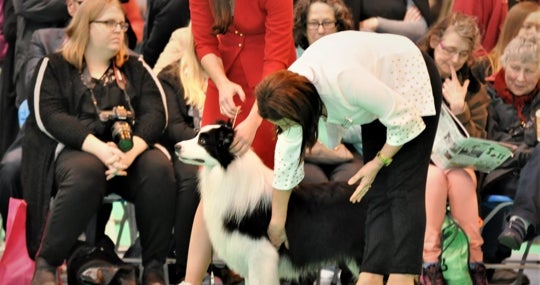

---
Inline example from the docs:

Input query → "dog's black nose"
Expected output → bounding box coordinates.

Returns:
[174,143,182,158]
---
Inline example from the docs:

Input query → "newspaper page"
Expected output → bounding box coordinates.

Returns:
[431,104,514,173]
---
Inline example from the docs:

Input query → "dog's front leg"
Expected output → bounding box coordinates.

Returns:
[244,242,280,285]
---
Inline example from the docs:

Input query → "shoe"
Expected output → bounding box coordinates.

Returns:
[489,268,530,284]
[202,273,223,285]
[498,218,527,250]
[469,263,488,285]
[419,263,445,285]
[31,257,57,285]
[142,261,166,285]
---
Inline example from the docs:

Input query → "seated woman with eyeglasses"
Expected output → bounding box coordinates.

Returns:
[293,0,364,187]
[416,12,490,285]
[23,1,175,284]
[484,35,540,257]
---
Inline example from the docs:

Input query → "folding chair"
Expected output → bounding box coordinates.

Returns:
[481,194,540,284]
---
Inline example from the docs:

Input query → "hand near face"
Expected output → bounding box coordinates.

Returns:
[442,64,469,114]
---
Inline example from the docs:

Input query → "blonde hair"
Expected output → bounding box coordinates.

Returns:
[178,24,207,111]
[61,0,129,70]
[486,1,540,74]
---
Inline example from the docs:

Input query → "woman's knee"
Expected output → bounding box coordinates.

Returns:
[55,151,105,191]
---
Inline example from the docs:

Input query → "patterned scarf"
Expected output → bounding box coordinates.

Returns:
[492,69,538,122]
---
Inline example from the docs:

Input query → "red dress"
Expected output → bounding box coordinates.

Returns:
[190,0,296,168]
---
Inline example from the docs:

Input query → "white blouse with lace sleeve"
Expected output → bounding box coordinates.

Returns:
[273,125,305,191]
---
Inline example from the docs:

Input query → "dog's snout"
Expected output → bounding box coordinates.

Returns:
[174,142,182,158]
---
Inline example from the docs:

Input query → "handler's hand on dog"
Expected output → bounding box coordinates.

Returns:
[348,159,383,203]
[230,117,258,156]
[268,221,289,249]
[218,80,245,118]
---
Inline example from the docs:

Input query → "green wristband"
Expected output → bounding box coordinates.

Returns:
[376,151,392,167]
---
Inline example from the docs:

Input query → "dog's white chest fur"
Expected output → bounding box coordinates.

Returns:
[199,151,281,284]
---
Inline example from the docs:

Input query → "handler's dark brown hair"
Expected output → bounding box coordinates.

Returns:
[256,70,322,162]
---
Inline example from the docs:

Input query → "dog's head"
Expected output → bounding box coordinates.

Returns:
[175,122,236,169]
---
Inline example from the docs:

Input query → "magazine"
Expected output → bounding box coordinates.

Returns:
[431,104,514,173]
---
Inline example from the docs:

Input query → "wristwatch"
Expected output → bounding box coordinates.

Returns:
[376,151,392,167]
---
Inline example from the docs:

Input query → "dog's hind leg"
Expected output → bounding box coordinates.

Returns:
[244,243,280,285]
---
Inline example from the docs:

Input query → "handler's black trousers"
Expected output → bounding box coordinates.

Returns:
[37,148,176,268]
[360,52,442,275]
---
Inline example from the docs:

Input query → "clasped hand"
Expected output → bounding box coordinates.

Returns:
[98,142,129,180]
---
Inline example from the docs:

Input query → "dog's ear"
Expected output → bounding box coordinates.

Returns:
[218,124,235,148]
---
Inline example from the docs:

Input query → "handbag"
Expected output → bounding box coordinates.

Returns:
[440,213,472,285]
[0,198,36,285]
[67,235,139,285]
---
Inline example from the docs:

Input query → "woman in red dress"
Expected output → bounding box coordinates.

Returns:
[183,0,296,283]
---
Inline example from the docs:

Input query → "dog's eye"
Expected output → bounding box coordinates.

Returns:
[198,137,207,145]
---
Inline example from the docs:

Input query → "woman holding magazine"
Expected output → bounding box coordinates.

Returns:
[417,13,490,285]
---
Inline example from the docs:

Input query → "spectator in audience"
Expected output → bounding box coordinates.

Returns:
[0,0,6,68]
[153,29,190,75]
[427,0,454,24]
[12,0,70,108]
[0,0,68,160]
[451,0,508,53]
[121,0,144,46]
[293,0,363,187]
[23,1,175,284]
[345,0,433,42]
[484,36,540,252]
[155,25,207,283]
[181,0,296,284]
[142,0,190,67]
[417,12,490,285]
[520,9,540,39]
[0,0,124,245]
[258,30,441,285]
[0,0,17,157]
[474,1,540,83]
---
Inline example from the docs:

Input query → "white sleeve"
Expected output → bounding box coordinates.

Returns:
[273,125,305,190]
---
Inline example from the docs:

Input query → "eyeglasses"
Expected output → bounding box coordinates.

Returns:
[307,20,336,30]
[438,41,470,60]
[91,20,129,32]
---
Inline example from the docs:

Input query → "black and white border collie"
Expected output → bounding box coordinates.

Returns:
[175,123,367,284]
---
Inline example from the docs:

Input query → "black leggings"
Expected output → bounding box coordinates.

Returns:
[38,148,176,267]
[359,52,442,275]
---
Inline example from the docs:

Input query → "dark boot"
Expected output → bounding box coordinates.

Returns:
[142,260,166,285]
[469,263,488,285]
[498,217,528,250]
[31,257,57,285]
[419,263,445,285]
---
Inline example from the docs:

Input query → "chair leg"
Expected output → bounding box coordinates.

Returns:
[515,238,534,285]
